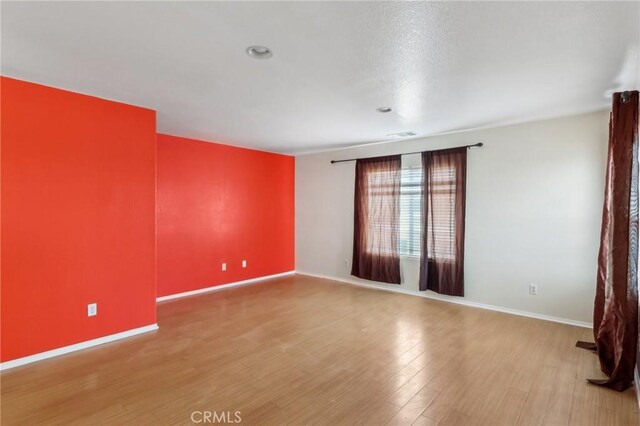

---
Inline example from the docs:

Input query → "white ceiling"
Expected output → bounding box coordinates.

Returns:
[2,1,639,154]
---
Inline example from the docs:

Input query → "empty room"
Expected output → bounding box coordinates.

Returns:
[1,1,639,425]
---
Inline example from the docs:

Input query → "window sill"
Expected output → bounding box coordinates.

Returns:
[400,255,457,262]
[400,254,421,260]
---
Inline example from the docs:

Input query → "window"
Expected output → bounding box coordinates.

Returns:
[365,170,398,256]
[361,160,457,260]
[399,167,422,257]
[398,165,457,260]
[352,150,465,288]
[426,165,457,261]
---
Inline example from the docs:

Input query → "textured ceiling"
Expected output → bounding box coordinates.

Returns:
[2,1,639,153]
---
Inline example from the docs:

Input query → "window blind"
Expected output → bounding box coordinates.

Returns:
[426,166,457,261]
[366,165,457,259]
[365,170,397,255]
[399,168,422,257]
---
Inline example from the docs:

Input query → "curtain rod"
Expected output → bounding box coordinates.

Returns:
[330,142,483,164]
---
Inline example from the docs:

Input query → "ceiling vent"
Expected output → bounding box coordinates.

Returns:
[387,131,417,138]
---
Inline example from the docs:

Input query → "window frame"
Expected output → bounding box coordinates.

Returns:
[363,159,458,261]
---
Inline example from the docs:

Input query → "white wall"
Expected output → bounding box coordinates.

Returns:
[295,111,610,325]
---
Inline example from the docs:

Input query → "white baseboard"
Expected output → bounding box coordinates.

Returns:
[156,271,296,302]
[0,323,158,371]
[296,271,593,329]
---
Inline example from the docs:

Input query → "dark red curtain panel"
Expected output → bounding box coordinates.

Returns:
[591,90,639,391]
[419,148,467,296]
[352,155,402,284]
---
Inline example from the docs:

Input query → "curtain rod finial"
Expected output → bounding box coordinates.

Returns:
[621,91,631,104]
[477,142,484,147]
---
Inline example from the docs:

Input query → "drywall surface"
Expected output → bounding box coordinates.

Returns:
[1,77,157,362]
[296,111,609,324]
[156,134,295,297]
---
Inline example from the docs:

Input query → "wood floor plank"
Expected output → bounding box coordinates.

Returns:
[485,388,528,426]
[1,274,637,425]
[438,409,471,426]
[412,415,439,426]
[386,385,440,425]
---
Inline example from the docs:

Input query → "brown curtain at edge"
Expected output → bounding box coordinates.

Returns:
[590,90,639,391]
[351,155,402,284]
[419,147,467,296]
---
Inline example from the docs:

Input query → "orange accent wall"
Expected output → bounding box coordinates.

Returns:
[156,134,294,297]
[1,77,157,362]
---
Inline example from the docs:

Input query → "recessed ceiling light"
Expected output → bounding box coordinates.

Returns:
[376,107,392,113]
[246,46,273,59]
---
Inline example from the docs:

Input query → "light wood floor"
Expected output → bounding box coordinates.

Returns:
[1,274,638,425]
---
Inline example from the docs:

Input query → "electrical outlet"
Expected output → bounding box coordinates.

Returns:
[221,262,227,271]
[87,303,97,317]
[529,284,538,295]
[242,260,247,268]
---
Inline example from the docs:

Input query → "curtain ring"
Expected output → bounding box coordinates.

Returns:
[620,91,631,104]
